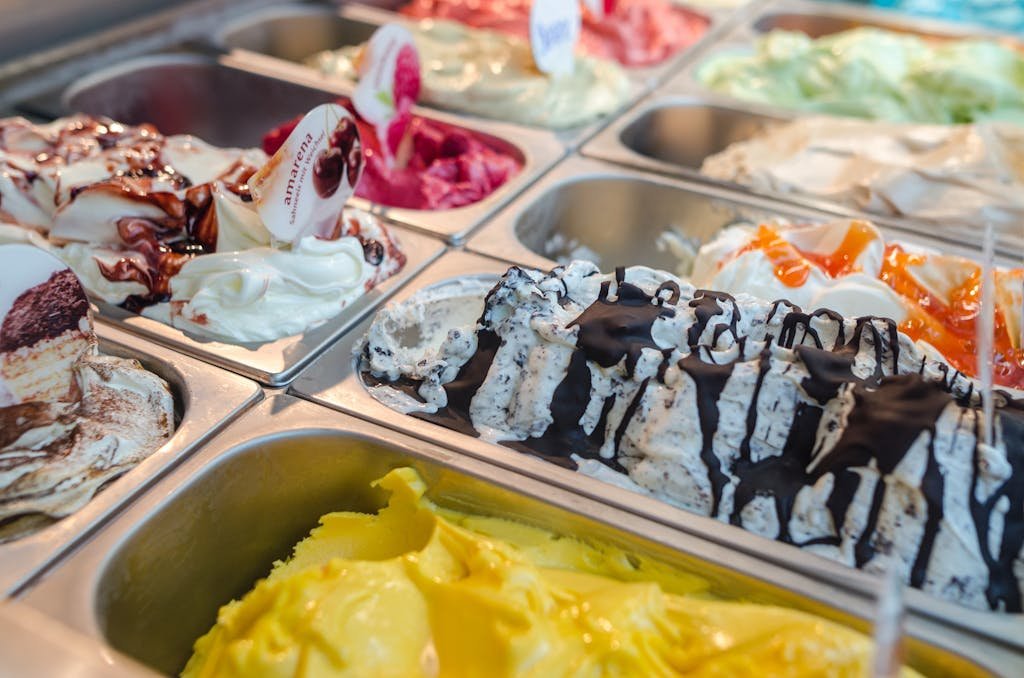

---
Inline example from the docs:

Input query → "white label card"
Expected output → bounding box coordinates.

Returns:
[530,0,581,77]
[352,24,421,163]
[250,103,363,244]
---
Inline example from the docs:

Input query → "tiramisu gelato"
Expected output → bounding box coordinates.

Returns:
[0,244,174,539]
[361,260,1024,611]
[700,117,1024,231]
[308,20,631,129]
[183,467,919,677]
[697,28,1024,124]
[692,219,1024,389]
[0,114,406,343]
[399,0,710,68]
[262,103,521,210]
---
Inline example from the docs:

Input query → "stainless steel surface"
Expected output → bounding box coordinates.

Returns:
[0,601,160,677]
[582,94,1024,258]
[18,394,1013,676]
[289,248,1024,651]
[64,51,565,244]
[464,155,993,274]
[0,1,279,113]
[0,323,261,596]
[216,2,687,152]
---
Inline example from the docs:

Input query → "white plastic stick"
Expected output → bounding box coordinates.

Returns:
[978,218,996,447]
[872,562,905,678]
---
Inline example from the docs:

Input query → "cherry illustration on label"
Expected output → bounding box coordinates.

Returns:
[313,117,362,198]
[250,103,364,244]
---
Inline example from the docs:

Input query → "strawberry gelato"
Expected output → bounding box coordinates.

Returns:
[400,0,709,68]
[264,102,521,210]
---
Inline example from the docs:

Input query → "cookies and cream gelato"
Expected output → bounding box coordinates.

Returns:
[692,219,1024,389]
[361,260,1024,611]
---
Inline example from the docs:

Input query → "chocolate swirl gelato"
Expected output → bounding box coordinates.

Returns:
[362,262,1024,612]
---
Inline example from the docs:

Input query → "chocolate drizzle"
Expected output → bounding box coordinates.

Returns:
[363,265,1024,611]
[568,267,677,377]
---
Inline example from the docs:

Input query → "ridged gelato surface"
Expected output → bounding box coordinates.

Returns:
[698,28,1024,124]
[183,467,920,677]
[701,117,1024,232]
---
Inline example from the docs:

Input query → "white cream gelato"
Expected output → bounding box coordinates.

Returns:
[309,20,632,130]
[701,117,1024,231]
[0,115,407,344]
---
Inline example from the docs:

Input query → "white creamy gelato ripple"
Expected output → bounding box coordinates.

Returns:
[701,117,1024,232]
[0,115,407,343]
[361,260,1024,612]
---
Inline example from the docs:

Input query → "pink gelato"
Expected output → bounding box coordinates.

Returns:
[263,103,521,211]
[400,0,709,67]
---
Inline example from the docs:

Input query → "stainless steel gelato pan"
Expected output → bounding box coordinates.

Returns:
[86,220,441,387]
[463,155,990,273]
[0,323,261,596]
[215,2,638,152]
[663,0,1024,100]
[583,94,1023,258]
[217,1,722,112]
[16,394,1014,676]
[63,52,564,243]
[290,248,1024,651]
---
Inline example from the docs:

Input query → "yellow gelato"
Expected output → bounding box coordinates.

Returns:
[183,468,921,677]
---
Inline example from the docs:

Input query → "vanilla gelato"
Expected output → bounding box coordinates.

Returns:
[362,261,1024,611]
[0,115,406,344]
[701,117,1024,231]
[309,20,632,130]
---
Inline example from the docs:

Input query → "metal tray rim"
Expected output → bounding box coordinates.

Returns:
[0,322,262,596]
[580,92,1024,259]
[19,393,1021,675]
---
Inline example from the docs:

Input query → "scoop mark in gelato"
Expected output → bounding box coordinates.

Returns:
[183,467,921,678]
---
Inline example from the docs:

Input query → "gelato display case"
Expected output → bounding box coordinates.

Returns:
[1,0,1022,675]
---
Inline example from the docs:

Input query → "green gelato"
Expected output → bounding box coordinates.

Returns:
[697,28,1024,124]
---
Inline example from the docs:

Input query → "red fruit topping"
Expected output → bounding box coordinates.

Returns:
[262,116,301,155]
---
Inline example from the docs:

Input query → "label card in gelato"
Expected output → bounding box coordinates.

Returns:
[0,244,94,407]
[581,0,617,18]
[529,0,581,76]
[352,24,421,166]
[250,103,363,244]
